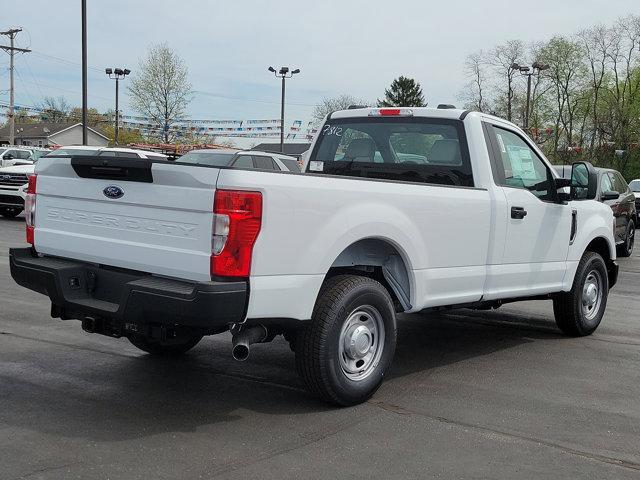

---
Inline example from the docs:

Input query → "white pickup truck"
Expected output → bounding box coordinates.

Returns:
[10,107,618,406]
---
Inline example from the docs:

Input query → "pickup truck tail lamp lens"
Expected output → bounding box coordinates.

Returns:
[211,190,262,277]
[25,174,37,245]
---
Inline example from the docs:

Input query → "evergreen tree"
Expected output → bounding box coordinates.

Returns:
[378,76,426,107]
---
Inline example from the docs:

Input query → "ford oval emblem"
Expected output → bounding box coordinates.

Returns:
[103,185,124,199]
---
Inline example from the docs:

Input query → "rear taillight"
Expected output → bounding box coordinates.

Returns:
[25,174,37,245]
[211,190,262,277]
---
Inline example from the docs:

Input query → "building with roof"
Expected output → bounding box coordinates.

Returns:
[0,122,109,147]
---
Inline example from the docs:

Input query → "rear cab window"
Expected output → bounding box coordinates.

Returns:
[307,116,474,187]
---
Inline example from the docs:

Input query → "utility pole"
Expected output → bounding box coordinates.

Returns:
[0,28,31,145]
[81,0,88,145]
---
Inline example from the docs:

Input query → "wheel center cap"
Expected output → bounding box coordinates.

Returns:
[345,325,372,359]
[585,284,598,305]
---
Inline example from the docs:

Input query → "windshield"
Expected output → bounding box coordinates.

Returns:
[29,150,49,162]
[308,117,473,186]
[629,180,640,192]
[0,148,6,155]
[45,148,100,157]
[176,150,235,167]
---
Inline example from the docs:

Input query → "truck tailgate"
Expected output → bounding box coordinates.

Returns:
[33,157,218,282]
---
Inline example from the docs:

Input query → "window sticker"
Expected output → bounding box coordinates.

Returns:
[309,160,324,172]
[496,133,506,153]
[506,145,537,180]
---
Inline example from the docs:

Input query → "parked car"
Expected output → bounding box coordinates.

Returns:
[629,179,640,222]
[176,148,301,172]
[0,146,33,167]
[10,107,618,406]
[555,166,635,256]
[97,147,169,161]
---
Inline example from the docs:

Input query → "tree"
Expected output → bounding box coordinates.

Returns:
[312,94,367,124]
[459,51,489,112]
[127,43,193,142]
[38,96,70,123]
[488,40,525,122]
[67,107,108,128]
[101,124,144,146]
[378,76,426,107]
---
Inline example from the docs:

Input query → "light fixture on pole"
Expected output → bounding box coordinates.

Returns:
[512,62,550,131]
[268,66,300,152]
[105,67,131,145]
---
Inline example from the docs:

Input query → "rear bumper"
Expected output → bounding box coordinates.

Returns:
[9,248,248,332]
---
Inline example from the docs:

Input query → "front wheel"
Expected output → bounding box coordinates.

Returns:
[553,251,609,336]
[0,207,22,218]
[617,221,635,257]
[295,275,397,406]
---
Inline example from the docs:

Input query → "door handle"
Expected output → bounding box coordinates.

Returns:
[511,206,527,219]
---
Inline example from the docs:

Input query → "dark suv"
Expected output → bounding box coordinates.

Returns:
[556,166,635,257]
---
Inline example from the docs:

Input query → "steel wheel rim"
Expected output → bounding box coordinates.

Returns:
[581,269,603,322]
[338,305,385,381]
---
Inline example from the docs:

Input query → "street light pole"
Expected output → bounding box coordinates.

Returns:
[105,68,130,145]
[511,61,550,132]
[280,74,286,151]
[268,66,300,153]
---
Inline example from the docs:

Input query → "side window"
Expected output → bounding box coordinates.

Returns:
[279,158,301,172]
[489,126,553,201]
[16,150,31,160]
[253,156,277,170]
[612,172,628,193]
[232,155,254,169]
[600,173,613,194]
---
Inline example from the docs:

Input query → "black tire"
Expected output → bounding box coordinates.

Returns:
[617,220,635,257]
[128,334,203,356]
[553,251,609,336]
[295,275,397,406]
[0,207,22,218]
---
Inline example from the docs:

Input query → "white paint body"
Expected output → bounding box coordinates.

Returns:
[31,109,616,322]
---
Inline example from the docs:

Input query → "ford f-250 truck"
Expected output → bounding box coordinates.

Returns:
[9,107,618,406]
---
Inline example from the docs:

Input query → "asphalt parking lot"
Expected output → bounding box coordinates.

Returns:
[1,215,639,480]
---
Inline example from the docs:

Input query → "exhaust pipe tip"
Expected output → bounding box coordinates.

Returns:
[232,344,250,361]
[231,324,268,362]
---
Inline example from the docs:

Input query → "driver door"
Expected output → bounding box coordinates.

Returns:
[485,124,572,297]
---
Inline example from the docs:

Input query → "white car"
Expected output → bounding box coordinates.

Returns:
[176,148,300,172]
[10,107,618,406]
[96,147,168,161]
[0,146,34,168]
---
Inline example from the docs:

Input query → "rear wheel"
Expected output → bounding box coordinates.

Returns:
[295,275,397,406]
[617,221,635,257]
[128,333,203,356]
[0,207,22,218]
[553,251,608,336]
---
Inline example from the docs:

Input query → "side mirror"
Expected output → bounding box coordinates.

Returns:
[601,190,620,201]
[570,161,598,200]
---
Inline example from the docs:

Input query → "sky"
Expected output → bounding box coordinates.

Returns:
[1,0,638,144]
